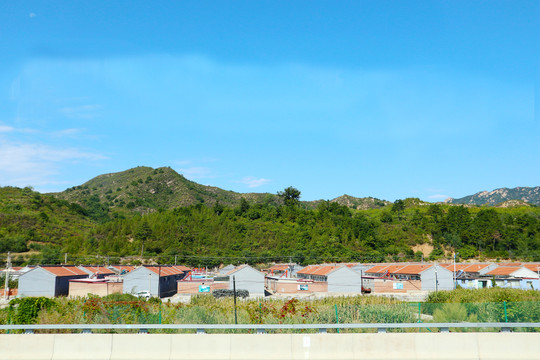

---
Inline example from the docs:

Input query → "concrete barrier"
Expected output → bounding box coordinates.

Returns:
[1,333,539,360]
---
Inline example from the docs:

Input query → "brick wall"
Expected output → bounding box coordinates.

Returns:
[373,279,422,293]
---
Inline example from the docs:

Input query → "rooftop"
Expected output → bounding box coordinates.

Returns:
[392,264,433,275]
[40,266,88,277]
[297,265,340,276]
[485,266,523,276]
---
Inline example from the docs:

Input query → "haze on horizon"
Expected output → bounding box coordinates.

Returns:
[0,1,538,202]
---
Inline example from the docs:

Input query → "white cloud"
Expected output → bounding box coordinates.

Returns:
[0,141,105,188]
[236,176,271,188]
[178,167,214,179]
[60,104,101,119]
[428,194,449,200]
[0,126,15,133]
[173,159,193,166]
[51,128,84,137]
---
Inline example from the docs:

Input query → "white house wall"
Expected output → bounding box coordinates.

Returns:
[18,268,56,297]
[122,268,159,296]
[327,267,363,293]
[510,268,539,279]
[228,266,265,295]
[420,266,453,291]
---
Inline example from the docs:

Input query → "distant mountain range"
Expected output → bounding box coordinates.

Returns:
[50,166,390,215]
[445,187,540,207]
[49,166,538,213]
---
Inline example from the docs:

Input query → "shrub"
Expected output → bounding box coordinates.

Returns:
[9,297,56,324]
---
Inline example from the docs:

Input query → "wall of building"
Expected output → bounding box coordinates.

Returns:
[121,267,184,298]
[69,282,123,297]
[327,267,363,293]
[228,266,265,295]
[373,279,422,293]
[265,278,328,294]
[177,281,228,294]
[123,268,159,296]
[158,275,179,298]
[421,266,453,291]
[18,268,56,297]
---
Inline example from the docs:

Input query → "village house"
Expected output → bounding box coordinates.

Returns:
[123,265,190,298]
[482,266,540,290]
[227,265,265,296]
[296,265,364,293]
[18,265,89,297]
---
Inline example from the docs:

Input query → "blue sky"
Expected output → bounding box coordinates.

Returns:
[0,1,538,202]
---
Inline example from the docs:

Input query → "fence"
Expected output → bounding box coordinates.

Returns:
[1,322,539,334]
[2,297,540,333]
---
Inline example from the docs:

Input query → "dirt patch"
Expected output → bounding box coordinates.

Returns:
[412,243,434,257]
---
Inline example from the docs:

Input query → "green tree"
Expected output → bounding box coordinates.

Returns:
[278,186,301,207]
[391,199,405,220]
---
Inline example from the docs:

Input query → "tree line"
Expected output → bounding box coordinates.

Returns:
[1,186,540,266]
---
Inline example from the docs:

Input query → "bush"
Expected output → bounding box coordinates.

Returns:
[9,297,56,324]
[102,293,138,302]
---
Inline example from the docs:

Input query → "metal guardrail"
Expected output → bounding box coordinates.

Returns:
[1,322,539,334]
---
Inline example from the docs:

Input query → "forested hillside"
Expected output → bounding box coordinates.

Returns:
[50,166,391,220]
[51,166,280,218]
[2,166,540,267]
[75,200,540,266]
[2,183,539,266]
[0,186,95,264]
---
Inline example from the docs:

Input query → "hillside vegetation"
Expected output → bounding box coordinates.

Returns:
[446,186,540,206]
[0,186,94,263]
[52,166,278,218]
[1,167,539,266]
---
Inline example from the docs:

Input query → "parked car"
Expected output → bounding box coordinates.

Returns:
[135,290,151,300]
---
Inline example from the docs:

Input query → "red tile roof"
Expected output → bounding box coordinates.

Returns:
[392,264,433,275]
[41,266,88,277]
[523,264,540,272]
[112,265,136,273]
[498,262,522,266]
[297,265,340,276]
[365,265,392,274]
[463,264,491,273]
[485,266,522,276]
[144,265,189,276]
[440,264,491,273]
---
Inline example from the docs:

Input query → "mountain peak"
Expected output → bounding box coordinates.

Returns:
[446,186,540,206]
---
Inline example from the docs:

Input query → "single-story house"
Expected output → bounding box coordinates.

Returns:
[18,265,89,297]
[296,265,365,293]
[123,265,190,298]
[227,265,265,296]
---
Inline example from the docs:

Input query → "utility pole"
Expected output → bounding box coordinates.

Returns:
[4,252,11,300]
[453,252,456,290]
[360,270,364,294]
[158,266,161,298]
[435,264,439,292]
[64,253,68,265]
[233,275,237,325]
[175,255,177,266]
